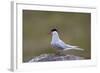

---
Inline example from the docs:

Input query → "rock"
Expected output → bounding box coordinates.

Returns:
[28,54,84,62]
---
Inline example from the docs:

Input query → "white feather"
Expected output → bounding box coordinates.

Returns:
[51,31,84,51]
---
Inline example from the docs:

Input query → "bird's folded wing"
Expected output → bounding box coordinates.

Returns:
[56,40,72,49]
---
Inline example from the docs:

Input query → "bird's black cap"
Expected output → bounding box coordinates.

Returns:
[51,28,58,32]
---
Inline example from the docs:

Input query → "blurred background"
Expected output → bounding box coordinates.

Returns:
[23,10,91,62]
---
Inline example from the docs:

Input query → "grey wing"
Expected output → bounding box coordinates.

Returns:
[56,40,73,49]
[56,40,84,51]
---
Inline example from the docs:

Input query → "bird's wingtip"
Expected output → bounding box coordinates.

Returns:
[76,48,84,51]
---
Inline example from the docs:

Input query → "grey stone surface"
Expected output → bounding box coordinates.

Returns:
[28,54,84,62]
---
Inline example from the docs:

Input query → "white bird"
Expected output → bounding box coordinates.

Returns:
[50,29,84,53]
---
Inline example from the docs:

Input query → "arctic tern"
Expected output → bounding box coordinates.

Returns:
[50,29,84,53]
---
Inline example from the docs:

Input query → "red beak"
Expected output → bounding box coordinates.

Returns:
[48,31,52,35]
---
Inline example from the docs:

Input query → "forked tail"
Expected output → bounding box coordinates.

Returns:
[74,47,84,51]
[63,47,84,51]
